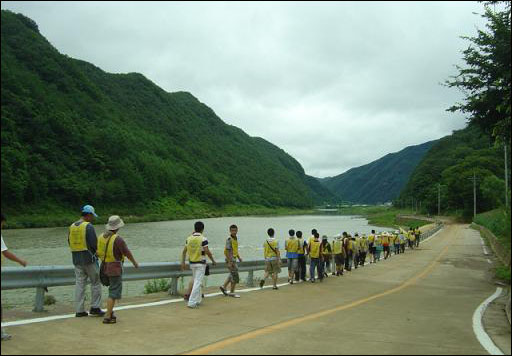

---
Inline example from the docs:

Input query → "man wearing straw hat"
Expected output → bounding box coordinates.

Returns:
[97,215,139,324]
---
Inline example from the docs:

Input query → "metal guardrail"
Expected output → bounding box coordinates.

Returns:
[1,223,444,313]
[1,258,287,312]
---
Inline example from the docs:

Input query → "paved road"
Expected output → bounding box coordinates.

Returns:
[0,223,503,355]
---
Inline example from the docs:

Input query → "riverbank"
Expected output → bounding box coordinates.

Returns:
[2,198,315,229]
[337,205,433,229]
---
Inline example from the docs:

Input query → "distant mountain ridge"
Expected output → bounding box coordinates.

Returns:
[320,141,438,204]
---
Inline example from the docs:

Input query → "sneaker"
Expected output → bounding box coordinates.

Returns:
[259,280,265,289]
[220,286,228,296]
[102,317,117,324]
[273,286,279,290]
[187,303,199,309]
[75,312,89,318]
[290,280,294,285]
[89,308,106,317]
[228,294,241,298]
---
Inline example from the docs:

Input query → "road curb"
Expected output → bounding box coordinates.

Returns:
[473,287,505,355]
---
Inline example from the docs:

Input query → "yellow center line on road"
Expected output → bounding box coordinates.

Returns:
[183,241,452,355]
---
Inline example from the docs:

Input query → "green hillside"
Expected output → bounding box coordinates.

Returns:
[321,141,437,204]
[398,125,506,218]
[0,10,336,223]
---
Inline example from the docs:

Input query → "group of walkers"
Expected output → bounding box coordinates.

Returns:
[1,204,423,340]
[257,226,422,290]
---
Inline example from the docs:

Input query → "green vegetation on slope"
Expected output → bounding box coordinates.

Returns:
[322,141,437,204]
[474,208,511,252]
[398,125,506,219]
[0,10,336,225]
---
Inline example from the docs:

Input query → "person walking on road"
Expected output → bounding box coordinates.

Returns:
[181,221,216,309]
[294,231,307,282]
[368,230,376,263]
[97,216,139,324]
[321,235,332,278]
[374,233,382,262]
[68,205,105,318]
[359,234,368,266]
[308,232,323,283]
[381,232,391,260]
[1,214,28,341]
[285,229,299,284]
[343,233,354,271]
[408,227,416,250]
[260,228,281,290]
[393,231,401,255]
[415,227,421,248]
[399,229,407,253]
[220,225,242,298]
[332,235,344,276]
[352,234,361,269]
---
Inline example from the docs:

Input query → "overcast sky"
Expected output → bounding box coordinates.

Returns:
[1,1,488,177]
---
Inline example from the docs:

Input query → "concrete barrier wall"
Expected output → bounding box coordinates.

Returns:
[472,223,511,267]
[507,292,511,325]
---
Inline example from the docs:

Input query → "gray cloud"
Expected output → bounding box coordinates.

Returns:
[1,1,487,177]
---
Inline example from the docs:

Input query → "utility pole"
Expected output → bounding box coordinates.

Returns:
[438,183,441,216]
[505,143,509,208]
[467,172,479,220]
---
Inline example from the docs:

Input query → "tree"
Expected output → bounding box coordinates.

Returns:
[445,2,511,143]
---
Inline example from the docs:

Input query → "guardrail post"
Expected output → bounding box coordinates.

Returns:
[168,277,178,296]
[33,287,45,312]
[246,270,254,288]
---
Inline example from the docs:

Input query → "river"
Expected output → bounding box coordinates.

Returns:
[1,214,384,309]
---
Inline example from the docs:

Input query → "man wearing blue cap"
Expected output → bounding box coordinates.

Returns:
[68,205,105,317]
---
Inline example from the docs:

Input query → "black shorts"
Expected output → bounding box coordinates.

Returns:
[383,245,390,253]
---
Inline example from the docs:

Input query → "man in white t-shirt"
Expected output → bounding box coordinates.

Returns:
[1,214,28,342]
[181,221,216,309]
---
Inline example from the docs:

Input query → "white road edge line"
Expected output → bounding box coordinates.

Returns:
[2,225,444,328]
[472,287,504,355]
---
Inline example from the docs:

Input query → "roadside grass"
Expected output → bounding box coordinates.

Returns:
[144,279,171,294]
[495,266,511,283]
[474,208,511,252]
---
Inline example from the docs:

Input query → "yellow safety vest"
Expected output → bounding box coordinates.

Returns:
[297,238,305,254]
[225,237,239,259]
[368,235,375,243]
[286,238,299,253]
[333,240,343,255]
[187,234,204,263]
[322,242,331,255]
[408,232,416,241]
[309,238,321,258]
[69,221,89,252]
[264,239,278,259]
[381,235,389,245]
[97,233,124,263]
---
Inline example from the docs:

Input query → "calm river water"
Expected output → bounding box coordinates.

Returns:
[2,214,382,309]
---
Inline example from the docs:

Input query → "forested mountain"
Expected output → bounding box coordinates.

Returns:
[0,10,336,215]
[398,125,506,217]
[321,141,437,204]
